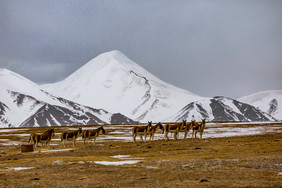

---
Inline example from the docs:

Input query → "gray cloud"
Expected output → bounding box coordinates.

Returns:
[0,0,281,98]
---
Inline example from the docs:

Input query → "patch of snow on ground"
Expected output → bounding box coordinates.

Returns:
[0,167,35,171]
[35,148,74,153]
[93,160,140,166]
[0,129,28,133]
[110,155,131,159]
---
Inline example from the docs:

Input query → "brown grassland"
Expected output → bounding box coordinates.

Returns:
[0,124,281,187]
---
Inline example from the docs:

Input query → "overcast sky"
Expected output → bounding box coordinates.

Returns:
[1,0,281,98]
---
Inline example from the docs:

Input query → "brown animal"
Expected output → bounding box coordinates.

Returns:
[82,126,106,145]
[164,120,186,141]
[28,133,38,145]
[60,127,82,148]
[30,128,55,149]
[28,130,50,145]
[132,121,152,143]
[147,122,164,141]
[179,120,195,139]
[192,119,206,139]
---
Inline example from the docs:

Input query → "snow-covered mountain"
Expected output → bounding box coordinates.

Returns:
[42,50,200,122]
[1,51,278,126]
[238,90,282,120]
[0,69,137,128]
[41,50,278,123]
[171,96,276,122]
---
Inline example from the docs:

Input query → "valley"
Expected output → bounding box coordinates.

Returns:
[0,122,281,187]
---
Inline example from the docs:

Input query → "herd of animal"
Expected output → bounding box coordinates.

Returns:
[28,119,206,149]
[132,119,206,143]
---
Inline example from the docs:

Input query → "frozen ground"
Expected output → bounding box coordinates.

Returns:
[0,167,35,171]
[0,122,281,146]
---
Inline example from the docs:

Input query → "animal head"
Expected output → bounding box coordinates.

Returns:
[157,122,164,134]
[148,121,152,127]
[49,128,55,137]
[202,119,206,127]
[99,126,106,134]
[78,127,82,134]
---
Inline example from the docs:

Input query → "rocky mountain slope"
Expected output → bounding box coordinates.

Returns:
[42,50,200,122]
[238,90,282,120]
[42,50,277,122]
[171,96,276,122]
[0,69,136,128]
[1,51,278,127]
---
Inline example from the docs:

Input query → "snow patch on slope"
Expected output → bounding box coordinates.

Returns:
[238,90,282,120]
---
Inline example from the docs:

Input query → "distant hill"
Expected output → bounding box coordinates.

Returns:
[41,50,277,122]
[0,69,137,128]
[238,90,282,120]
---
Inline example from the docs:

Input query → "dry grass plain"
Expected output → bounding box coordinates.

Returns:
[0,122,281,187]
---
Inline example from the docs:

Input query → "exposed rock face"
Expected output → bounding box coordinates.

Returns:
[173,96,276,122]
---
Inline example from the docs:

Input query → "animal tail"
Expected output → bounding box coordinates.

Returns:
[60,133,64,142]
[132,127,137,136]
[82,132,85,139]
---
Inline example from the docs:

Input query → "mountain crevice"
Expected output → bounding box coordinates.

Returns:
[130,70,152,116]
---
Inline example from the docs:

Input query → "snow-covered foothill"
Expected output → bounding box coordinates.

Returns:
[238,90,282,120]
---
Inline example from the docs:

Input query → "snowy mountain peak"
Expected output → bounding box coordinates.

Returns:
[0,68,39,94]
[82,50,135,71]
[93,50,136,66]
[62,50,169,86]
[42,50,199,121]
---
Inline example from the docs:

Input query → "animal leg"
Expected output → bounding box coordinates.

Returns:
[133,134,136,143]
[184,131,187,139]
[28,136,32,144]
[140,135,143,142]
[200,131,203,139]
[164,131,169,141]
[144,133,147,141]
[73,138,75,148]
[36,138,39,149]
[174,132,177,140]
[94,137,97,145]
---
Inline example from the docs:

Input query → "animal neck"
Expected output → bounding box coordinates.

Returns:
[74,130,81,136]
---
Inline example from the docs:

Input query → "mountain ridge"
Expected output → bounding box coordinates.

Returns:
[238,90,282,120]
[41,50,278,122]
[0,68,137,128]
[41,50,200,122]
